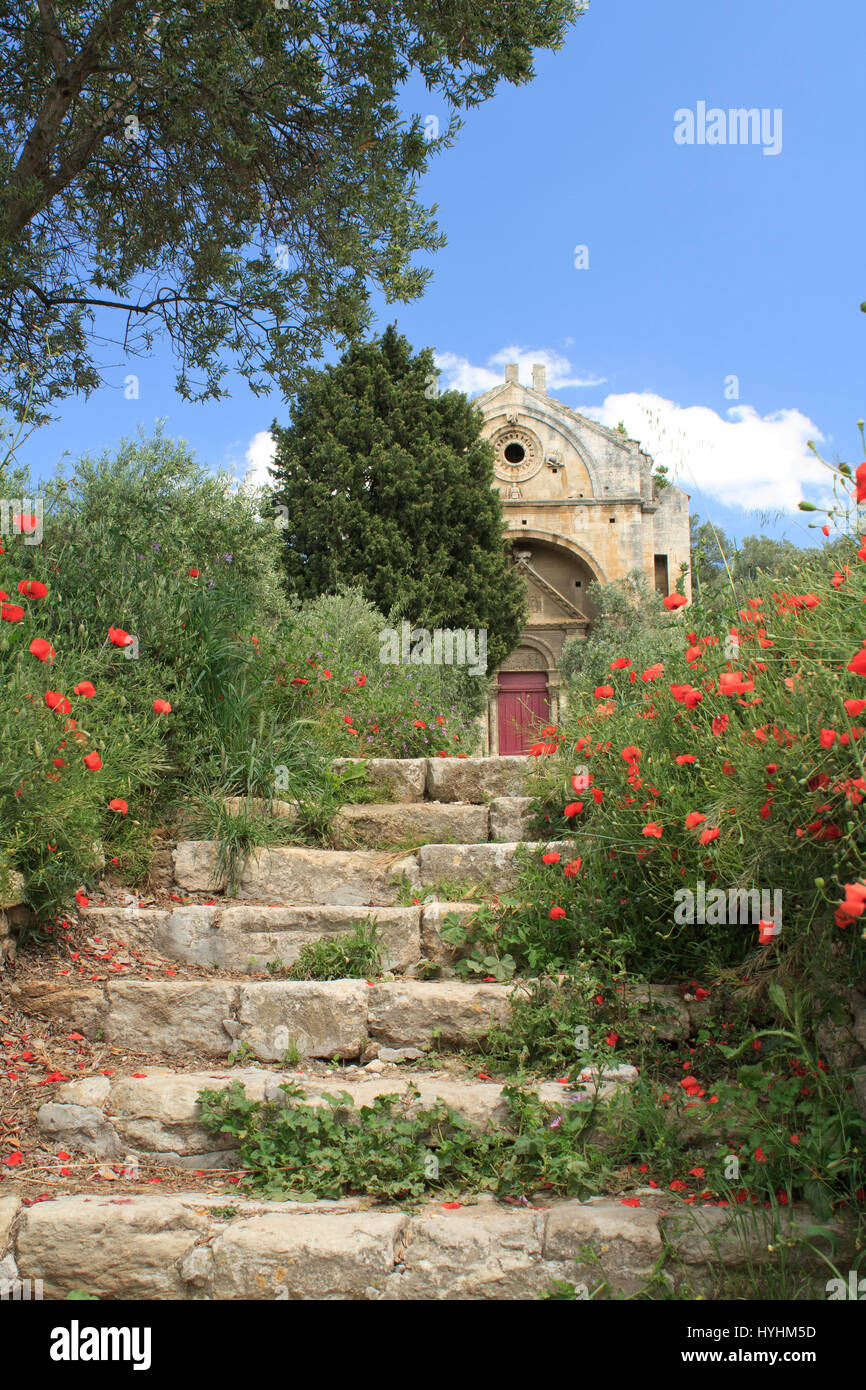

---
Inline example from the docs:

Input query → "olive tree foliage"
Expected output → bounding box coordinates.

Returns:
[0,0,581,420]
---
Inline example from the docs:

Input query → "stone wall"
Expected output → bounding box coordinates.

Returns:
[0,872,29,969]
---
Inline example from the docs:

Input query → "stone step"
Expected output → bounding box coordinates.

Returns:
[332,755,530,805]
[331,802,489,849]
[81,901,485,974]
[35,1064,637,1166]
[221,799,497,848]
[82,904,426,973]
[173,842,419,902]
[425,755,530,803]
[8,978,516,1060]
[10,976,698,1062]
[332,758,427,803]
[2,1190,850,1300]
[172,839,563,899]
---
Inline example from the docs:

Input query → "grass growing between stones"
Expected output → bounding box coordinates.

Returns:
[266,920,384,980]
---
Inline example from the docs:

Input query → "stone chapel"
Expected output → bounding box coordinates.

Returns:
[477,362,691,754]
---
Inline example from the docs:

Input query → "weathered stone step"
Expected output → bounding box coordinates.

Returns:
[172,839,560,899]
[11,975,699,1062]
[332,801,489,849]
[36,1064,637,1166]
[425,755,530,803]
[2,1190,851,1299]
[332,755,530,805]
[8,978,515,1060]
[222,798,500,847]
[82,904,426,973]
[173,842,419,902]
[82,901,487,974]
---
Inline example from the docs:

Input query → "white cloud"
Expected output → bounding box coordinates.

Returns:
[242,429,277,490]
[582,393,828,513]
[435,344,605,395]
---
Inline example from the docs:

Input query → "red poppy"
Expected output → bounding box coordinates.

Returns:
[290,677,308,686]
[549,905,566,920]
[73,681,96,697]
[699,827,720,845]
[847,648,866,677]
[642,822,663,838]
[108,799,128,815]
[663,593,687,610]
[542,851,561,864]
[684,812,706,829]
[641,663,664,682]
[840,882,866,919]
[152,699,172,714]
[563,801,583,817]
[75,891,89,908]
[44,691,71,713]
[621,745,642,762]
[29,638,55,662]
[355,675,367,687]
[594,685,614,698]
[1,602,25,622]
[17,578,48,598]
[108,626,133,648]
[562,858,582,877]
[610,657,631,669]
[83,751,103,771]
[188,567,201,577]
[675,754,697,765]
[719,671,754,696]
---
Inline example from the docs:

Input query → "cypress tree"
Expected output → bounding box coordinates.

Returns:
[269,326,526,671]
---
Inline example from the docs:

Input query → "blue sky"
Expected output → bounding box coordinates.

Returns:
[16,0,865,547]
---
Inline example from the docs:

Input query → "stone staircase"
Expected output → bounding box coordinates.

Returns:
[3,755,829,1300]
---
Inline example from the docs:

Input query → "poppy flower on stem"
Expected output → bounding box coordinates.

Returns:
[74,681,96,698]
[17,579,47,598]
[29,638,55,662]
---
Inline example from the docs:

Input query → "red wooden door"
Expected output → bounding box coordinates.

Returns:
[497,672,549,754]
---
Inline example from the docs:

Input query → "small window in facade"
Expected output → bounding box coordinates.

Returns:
[654,554,669,595]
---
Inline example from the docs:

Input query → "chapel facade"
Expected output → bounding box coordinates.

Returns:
[477,362,691,754]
